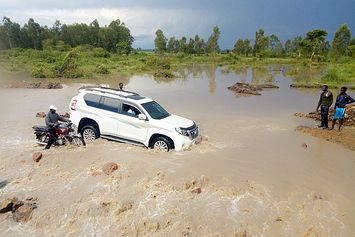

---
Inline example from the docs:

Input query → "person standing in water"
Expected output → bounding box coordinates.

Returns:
[331,86,355,130]
[316,85,333,129]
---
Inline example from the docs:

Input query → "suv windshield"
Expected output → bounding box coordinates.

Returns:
[142,101,170,119]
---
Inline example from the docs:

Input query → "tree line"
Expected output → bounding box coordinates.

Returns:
[154,26,221,55]
[155,24,354,61]
[0,17,134,53]
[0,17,354,62]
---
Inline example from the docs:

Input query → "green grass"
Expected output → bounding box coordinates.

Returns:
[0,48,354,88]
[285,61,355,88]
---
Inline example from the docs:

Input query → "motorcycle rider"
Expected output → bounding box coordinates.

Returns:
[45,105,68,149]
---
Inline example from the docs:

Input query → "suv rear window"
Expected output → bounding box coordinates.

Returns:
[101,97,120,113]
[84,94,101,108]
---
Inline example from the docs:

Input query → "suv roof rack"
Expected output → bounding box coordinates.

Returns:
[81,86,140,99]
[98,86,139,95]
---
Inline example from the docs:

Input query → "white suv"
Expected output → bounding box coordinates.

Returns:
[69,87,200,151]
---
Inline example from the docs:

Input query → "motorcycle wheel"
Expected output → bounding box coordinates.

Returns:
[72,137,86,147]
[39,134,49,143]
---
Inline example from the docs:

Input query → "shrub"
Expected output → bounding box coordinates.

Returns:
[154,69,174,79]
[321,68,341,83]
[31,65,46,78]
[54,50,83,78]
[92,48,110,58]
[96,64,110,74]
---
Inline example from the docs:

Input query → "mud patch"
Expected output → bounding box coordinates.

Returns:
[296,125,355,151]
[228,82,279,96]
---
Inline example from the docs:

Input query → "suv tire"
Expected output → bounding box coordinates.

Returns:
[81,125,99,141]
[151,137,171,152]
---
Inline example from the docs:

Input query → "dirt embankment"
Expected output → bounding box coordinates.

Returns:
[5,81,62,89]
[295,105,355,150]
[290,84,355,90]
[228,82,279,95]
[296,126,355,151]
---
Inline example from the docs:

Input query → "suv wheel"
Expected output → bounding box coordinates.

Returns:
[151,137,171,152]
[81,125,99,141]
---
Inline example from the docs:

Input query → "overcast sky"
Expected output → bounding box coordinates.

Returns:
[0,0,354,49]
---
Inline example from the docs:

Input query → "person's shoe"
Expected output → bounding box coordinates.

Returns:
[318,124,324,128]
[44,146,50,150]
[323,127,329,129]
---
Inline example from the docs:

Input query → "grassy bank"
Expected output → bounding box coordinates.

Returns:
[284,57,355,88]
[0,48,354,87]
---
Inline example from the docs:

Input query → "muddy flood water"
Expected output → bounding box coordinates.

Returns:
[0,65,355,237]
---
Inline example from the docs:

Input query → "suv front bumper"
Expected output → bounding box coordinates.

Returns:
[175,134,202,151]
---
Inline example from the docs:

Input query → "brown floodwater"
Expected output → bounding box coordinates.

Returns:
[0,65,355,236]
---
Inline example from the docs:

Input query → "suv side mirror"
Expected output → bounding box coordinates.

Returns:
[138,114,147,120]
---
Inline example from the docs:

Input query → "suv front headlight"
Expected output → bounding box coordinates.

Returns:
[175,127,189,136]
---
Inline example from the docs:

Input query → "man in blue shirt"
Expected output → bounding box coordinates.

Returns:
[330,87,355,131]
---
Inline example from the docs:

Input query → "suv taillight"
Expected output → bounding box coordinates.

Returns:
[71,99,77,111]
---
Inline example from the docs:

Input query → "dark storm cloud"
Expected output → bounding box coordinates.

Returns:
[0,0,354,49]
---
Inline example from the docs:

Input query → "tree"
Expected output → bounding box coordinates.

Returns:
[233,38,252,56]
[284,39,292,56]
[303,29,328,62]
[253,29,269,55]
[332,23,351,57]
[89,19,100,47]
[1,17,22,48]
[179,36,187,53]
[167,36,176,53]
[102,19,133,53]
[116,40,132,54]
[291,36,303,57]
[23,18,43,49]
[233,39,244,55]
[269,34,284,57]
[154,29,167,53]
[206,26,220,55]
[243,39,252,56]
[186,38,195,54]
[50,20,62,45]
[194,35,205,55]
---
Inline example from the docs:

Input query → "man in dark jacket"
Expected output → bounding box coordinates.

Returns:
[331,87,355,130]
[45,105,68,149]
[316,85,333,129]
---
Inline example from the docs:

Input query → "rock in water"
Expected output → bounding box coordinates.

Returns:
[12,204,35,222]
[191,187,202,194]
[33,152,43,162]
[228,82,279,96]
[102,162,119,175]
[36,112,46,118]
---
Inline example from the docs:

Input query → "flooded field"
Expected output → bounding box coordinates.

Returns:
[1,66,355,236]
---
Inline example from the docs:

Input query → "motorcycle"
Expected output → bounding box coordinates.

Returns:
[32,121,85,147]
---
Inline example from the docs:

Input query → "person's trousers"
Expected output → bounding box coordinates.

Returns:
[45,128,56,149]
[320,105,330,128]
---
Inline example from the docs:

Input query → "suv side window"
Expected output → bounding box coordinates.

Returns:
[84,94,101,108]
[121,103,141,118]
[101,97,120,113]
